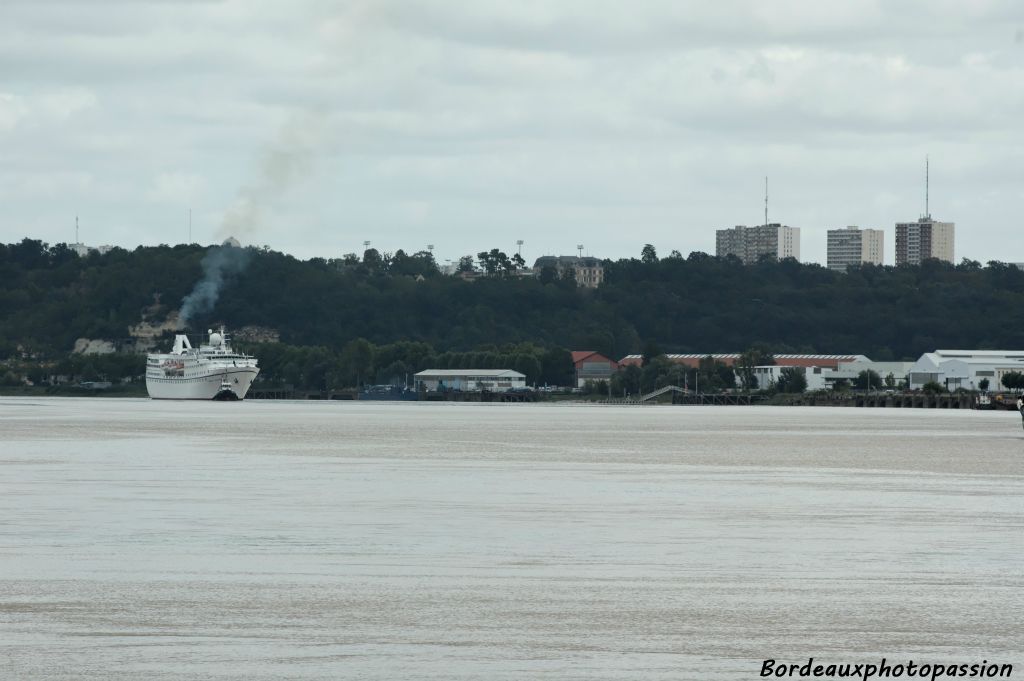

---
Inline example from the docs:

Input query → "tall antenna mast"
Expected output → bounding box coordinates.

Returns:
[188,208,192,243]
[75,215,79,244]
[925,155,930,219]
[764,176,769,227]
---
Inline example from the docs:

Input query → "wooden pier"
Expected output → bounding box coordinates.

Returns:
[248,388,358,400]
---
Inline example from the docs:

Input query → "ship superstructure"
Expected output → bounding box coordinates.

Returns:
[146,328,259,400]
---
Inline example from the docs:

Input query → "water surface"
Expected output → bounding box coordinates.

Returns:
[1,399,1021,679]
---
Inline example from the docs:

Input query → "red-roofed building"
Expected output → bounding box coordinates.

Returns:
[572,351,619,387]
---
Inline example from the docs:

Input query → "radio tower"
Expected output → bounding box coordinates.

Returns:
[925,155,930,219]
[764,176,768,227]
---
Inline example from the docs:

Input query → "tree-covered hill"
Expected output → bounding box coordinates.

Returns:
[2,239,1024,364]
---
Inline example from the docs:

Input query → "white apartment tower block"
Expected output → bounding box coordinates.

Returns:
[826,226,884,272]
[895,218,955,265]
[715,223,801,264]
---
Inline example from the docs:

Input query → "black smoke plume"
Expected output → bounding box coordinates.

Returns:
[179,244,251,325]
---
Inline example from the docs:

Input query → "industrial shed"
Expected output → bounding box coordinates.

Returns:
[414,369,527,393]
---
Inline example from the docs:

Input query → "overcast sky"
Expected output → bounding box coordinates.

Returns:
[2,1,1023,266]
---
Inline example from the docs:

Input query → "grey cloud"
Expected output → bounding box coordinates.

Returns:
[1,0,1024,267]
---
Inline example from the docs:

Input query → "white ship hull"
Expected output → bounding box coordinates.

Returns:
[146,328,260,400]
[146,366,259,400]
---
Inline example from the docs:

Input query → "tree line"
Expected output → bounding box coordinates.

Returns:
[4,239,1024,381]
[243,339,572,390]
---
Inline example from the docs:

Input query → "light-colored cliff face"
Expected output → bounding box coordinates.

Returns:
[72,338,117,355]
[72,303,279,356]
[126,310,183,352]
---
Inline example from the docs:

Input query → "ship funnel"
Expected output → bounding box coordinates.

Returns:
[171,334,193,354]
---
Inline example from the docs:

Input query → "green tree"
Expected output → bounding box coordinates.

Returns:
[1001,372,1024,393]
[512,354,542,385]
[737,346,773,391]
[377,360,410,386]
[611,364,641,396]
[697,355,727,392]
[540,348,573,386]
[641,340,662,367]
[362,248,384,271]
[340,338,375,387]
[856,369,882,390]
[775,367,807,393]
[640,244,658,264]
[538,265,558,284]
[978,377,990,391]
[477,249,512,276]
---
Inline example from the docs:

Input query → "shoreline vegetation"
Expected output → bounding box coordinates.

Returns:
[4,239,1024,399]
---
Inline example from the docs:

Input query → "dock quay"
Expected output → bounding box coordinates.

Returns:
[600,384,1007,409]
[247,388,537,402]
[784,392,981,409]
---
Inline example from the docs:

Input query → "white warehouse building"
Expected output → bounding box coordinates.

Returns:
[823,360,917,388]
[748,359,915,393]
[908,350,1024,391]
[414,369,527,392]
[748,365,828,392]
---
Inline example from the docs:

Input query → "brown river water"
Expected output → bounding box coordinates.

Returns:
[1,398,1022,679]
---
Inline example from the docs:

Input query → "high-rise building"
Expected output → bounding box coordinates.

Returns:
[896,157,954,265]
[826,226,884,272]
[895,217,954,265]
[715,224,800,264]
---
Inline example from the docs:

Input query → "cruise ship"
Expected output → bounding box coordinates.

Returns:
[146,328,259,400]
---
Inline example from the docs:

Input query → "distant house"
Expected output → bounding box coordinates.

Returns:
[414,369,526,392]
[571,351,618,388]
[532,256,604,288]
[70,243,114,257]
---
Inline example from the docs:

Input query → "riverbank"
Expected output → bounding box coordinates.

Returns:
[0,384,1006,411]
[0,384,148,398]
